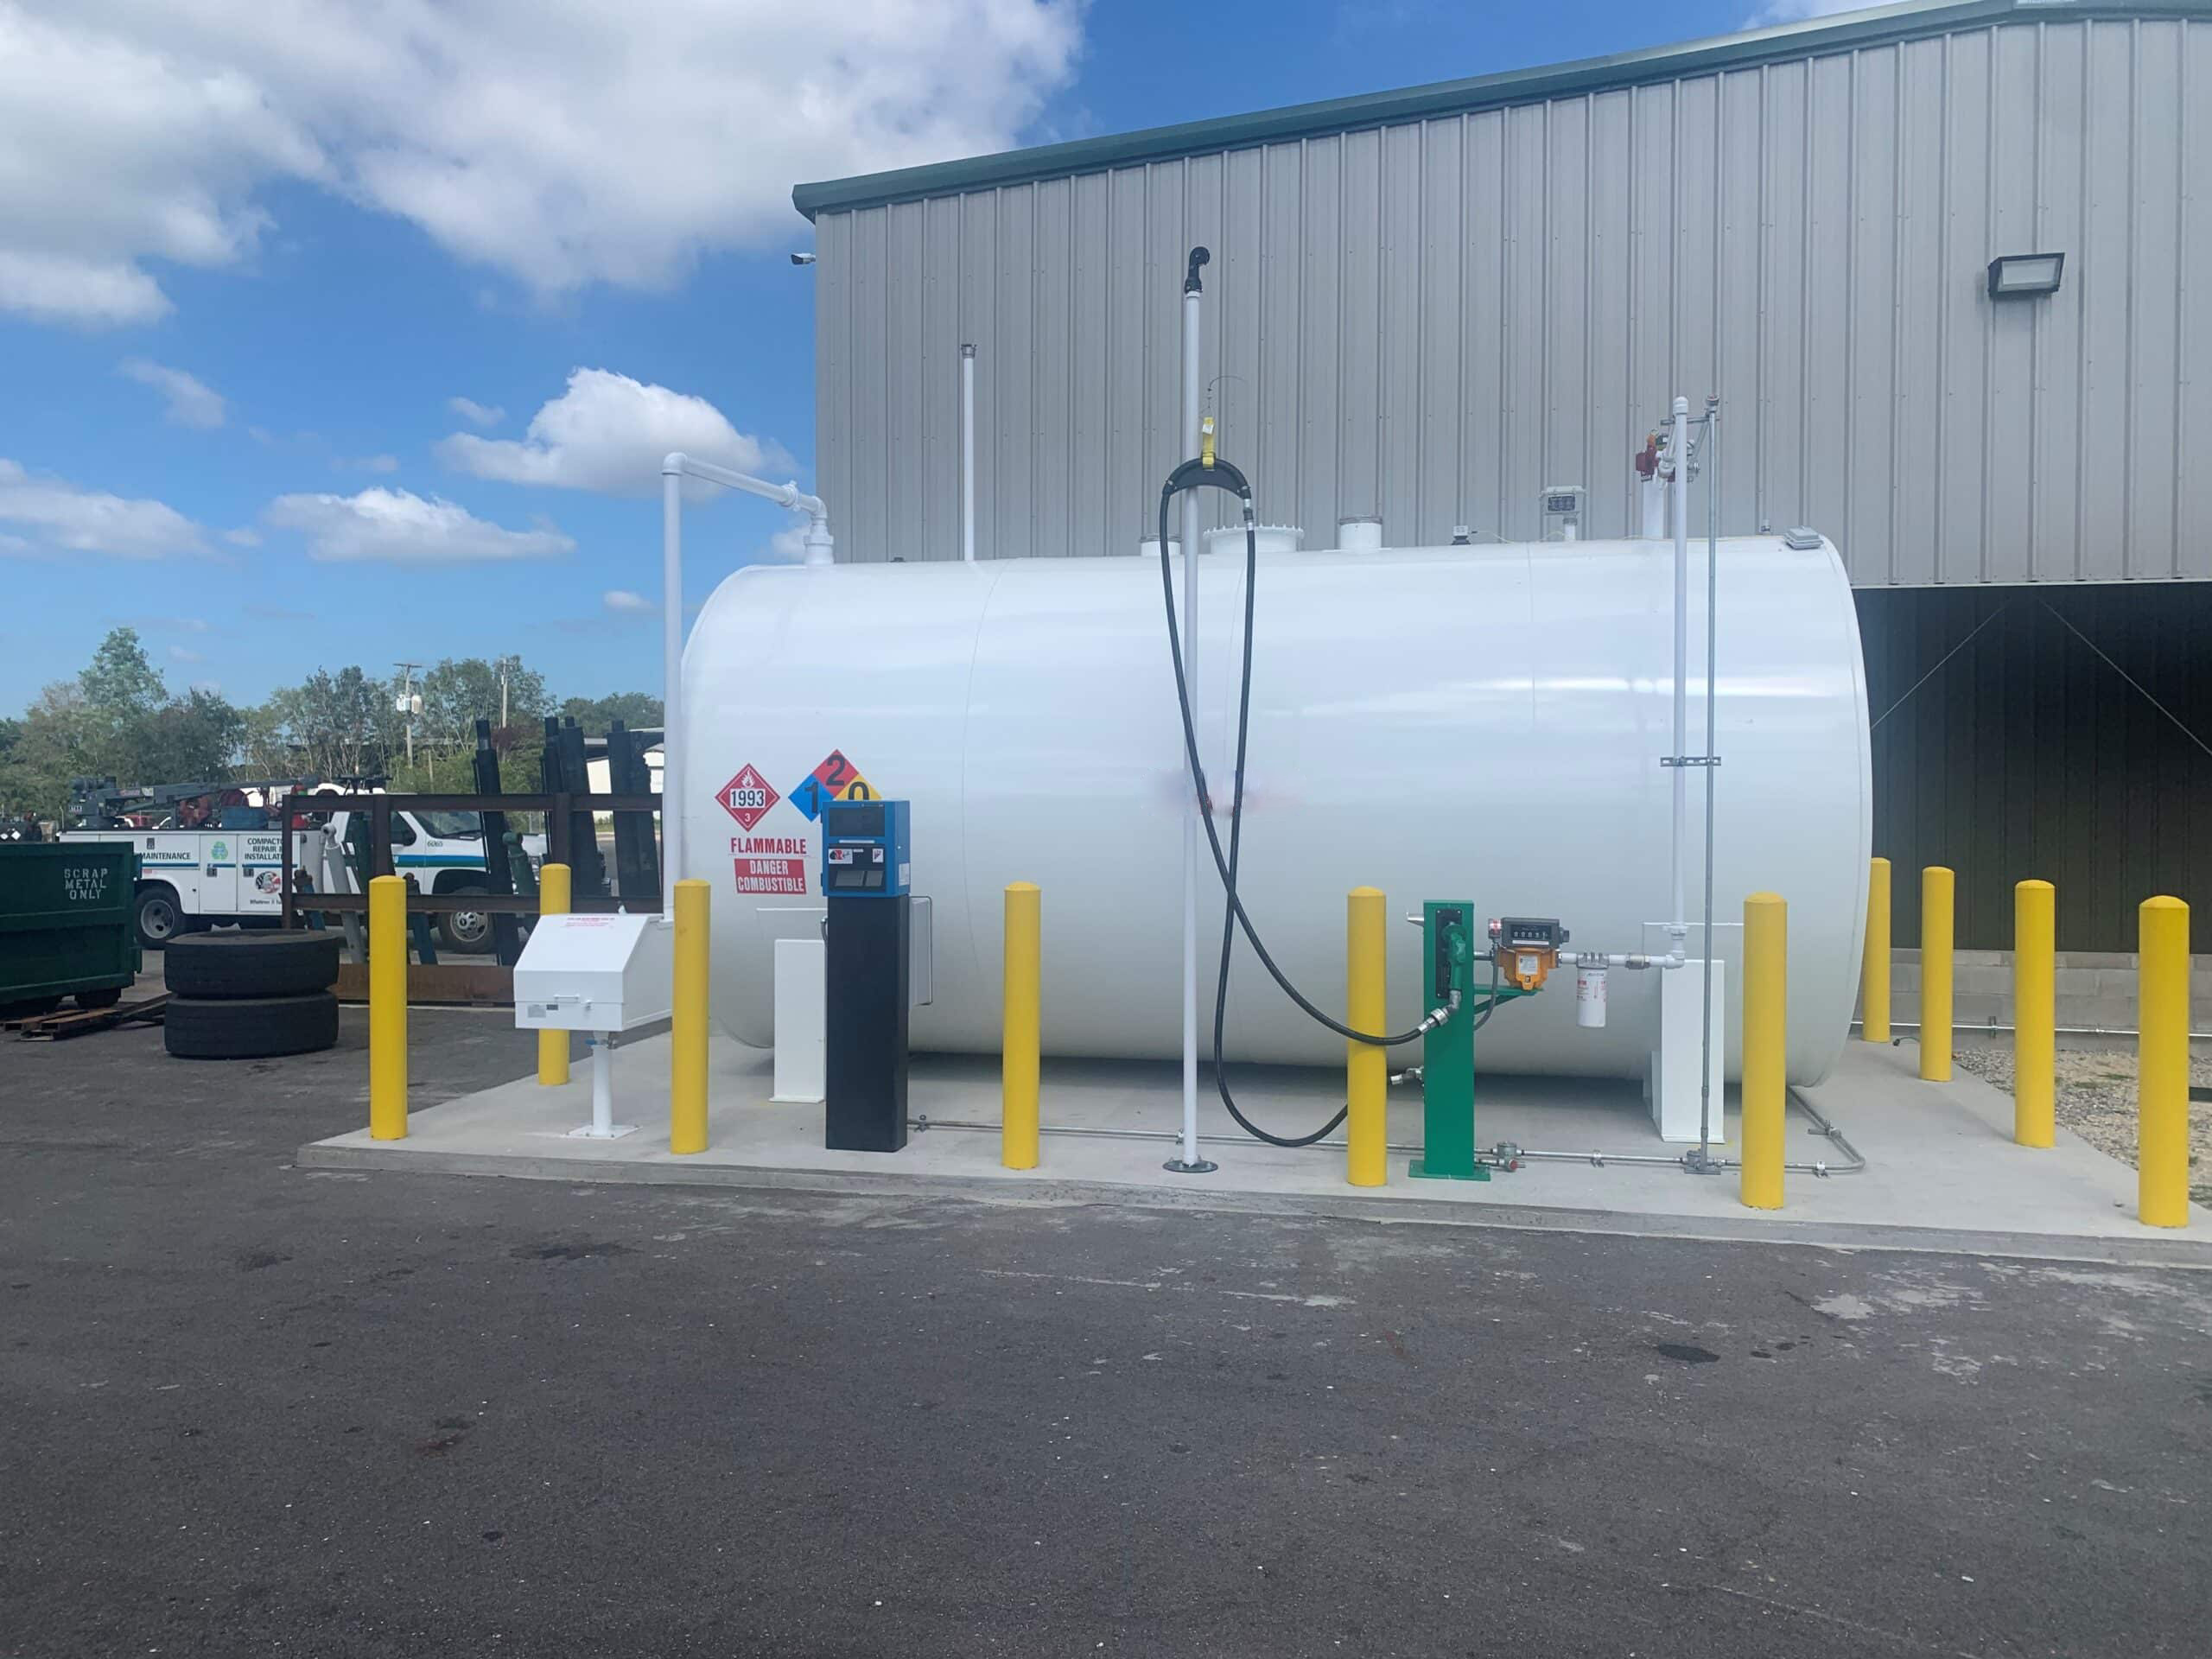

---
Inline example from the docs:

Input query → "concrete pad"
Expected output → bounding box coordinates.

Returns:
[302,1028,2212,1266]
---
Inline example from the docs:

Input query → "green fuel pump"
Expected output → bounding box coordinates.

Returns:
[1408,904,1560,1181]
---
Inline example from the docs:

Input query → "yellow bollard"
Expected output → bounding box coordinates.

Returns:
[1346,887,1388,1188]
[671,878,710,1155]
[2138,896,2191,1228]
[1919,866,1955,1082]
[1740,893,1787,1211]
[1861,857,1891,1042]
[1001,883,1041,1170]
[2013,880,2056,1147]
[368,874,409,1141]
[536,861,571,1086]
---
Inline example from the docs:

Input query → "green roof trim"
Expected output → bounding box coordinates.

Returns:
[793,0,2209,219]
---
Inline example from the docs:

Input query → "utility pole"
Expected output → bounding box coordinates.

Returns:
[394,661,422,774]
[499,659,510,728]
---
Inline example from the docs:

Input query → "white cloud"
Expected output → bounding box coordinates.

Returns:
[0,458,207,558]
[0,2,1081,325]
[437,367,791,498]
[168,644,206,664]
[448,397,505,429]
[118,358,226,428]
[222,525,261,547]
[127,614,212,633]
[602,589,655,613]
[264,486,574,565]
[1743,0,1878,25]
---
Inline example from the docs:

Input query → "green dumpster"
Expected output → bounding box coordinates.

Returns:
[0,842,141,1014]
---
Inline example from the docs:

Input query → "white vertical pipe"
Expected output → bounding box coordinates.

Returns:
[591,1037,614,1138]
[1178,280,1204,1173]
[960,345,977,563]
[1698,398,1721,1163]
[1668,394,1690,949]
[661,466,684,905]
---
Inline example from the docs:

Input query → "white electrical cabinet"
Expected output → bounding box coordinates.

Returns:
[514,913,674,1033]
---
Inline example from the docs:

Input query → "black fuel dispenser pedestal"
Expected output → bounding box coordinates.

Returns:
[822,798,911,1153]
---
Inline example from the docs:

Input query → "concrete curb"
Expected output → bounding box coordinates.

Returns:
[295,1139,2212,1271]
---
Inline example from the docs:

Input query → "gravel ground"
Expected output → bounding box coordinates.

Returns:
[1954,1042,2212,1200]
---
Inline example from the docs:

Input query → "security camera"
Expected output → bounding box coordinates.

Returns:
[790,251,817,266]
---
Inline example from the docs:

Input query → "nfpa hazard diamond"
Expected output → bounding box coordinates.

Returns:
[716,765,779,830]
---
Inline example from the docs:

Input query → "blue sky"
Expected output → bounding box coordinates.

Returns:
[0,0,1838,715]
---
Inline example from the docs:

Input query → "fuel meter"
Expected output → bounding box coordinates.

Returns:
[1489,915,1569,991]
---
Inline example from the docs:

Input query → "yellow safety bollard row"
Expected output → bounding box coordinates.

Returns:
[536,861,571,1086]
[671,879,710,1155]
[2138,896,2191,1229]
[368,874,409,1141]
[1345,887,1389,1188]
[1919,865,1955,1082]
[1740,892,1787,1211]
[1002,883,1041,1171]
[2013,880,2056,1148]
[1861,856,1891,1042]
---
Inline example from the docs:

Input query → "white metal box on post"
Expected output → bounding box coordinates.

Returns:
[514,913,675,1140]
[514,913,674,1033]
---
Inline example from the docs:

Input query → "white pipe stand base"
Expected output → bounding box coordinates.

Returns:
[1648,959,1726,1144]
[570,1038,639,1140]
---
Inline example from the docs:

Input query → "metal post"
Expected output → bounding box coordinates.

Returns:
[537,861,570,1086]
[1668,395,1690,951]
[1919,866,1955,1081]
[368,874,408,1141]
[1740,893,1786,1211]
[590,1038,615,1139]
[1345,887,1388,1187]
[2138,896,2190,1228]
[660,467,685,903]
[2013,880,2056,1147]
[1862,857,1892,1041]
[1167,250,1214,1175]
[1002,882,1041,1170]
[671,878,710,1154]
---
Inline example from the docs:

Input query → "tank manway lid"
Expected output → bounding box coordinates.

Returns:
[1202,524,1304,556]
[1782,526,1823,550]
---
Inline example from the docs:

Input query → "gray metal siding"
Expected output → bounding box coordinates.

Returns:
[814,17,2212,584]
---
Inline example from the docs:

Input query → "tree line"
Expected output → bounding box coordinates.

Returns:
[0,628,662,822]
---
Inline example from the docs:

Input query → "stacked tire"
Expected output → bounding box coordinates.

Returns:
[163,931,342,1060]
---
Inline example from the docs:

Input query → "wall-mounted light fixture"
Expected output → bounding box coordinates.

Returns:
[1986,252,2064,299]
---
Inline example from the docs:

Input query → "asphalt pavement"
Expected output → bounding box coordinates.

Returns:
[3,1001,2209,1656]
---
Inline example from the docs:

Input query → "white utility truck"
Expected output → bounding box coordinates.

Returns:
[60,779,501,951]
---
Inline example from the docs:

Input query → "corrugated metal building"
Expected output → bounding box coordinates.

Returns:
[795,0,2212,951]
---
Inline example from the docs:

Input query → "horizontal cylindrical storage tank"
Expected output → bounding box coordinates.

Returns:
[680,536,1870,1084]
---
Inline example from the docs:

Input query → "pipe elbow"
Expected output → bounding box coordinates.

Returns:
[661,451,688,477]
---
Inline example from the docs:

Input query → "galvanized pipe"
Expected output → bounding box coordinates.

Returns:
[1698,399,1721,1167]
[912,1086,1866,1177]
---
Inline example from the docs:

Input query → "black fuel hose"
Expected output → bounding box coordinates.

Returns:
[1154,460,1499,1147]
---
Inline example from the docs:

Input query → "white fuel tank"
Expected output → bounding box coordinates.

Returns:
[679,537,1870,1084]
